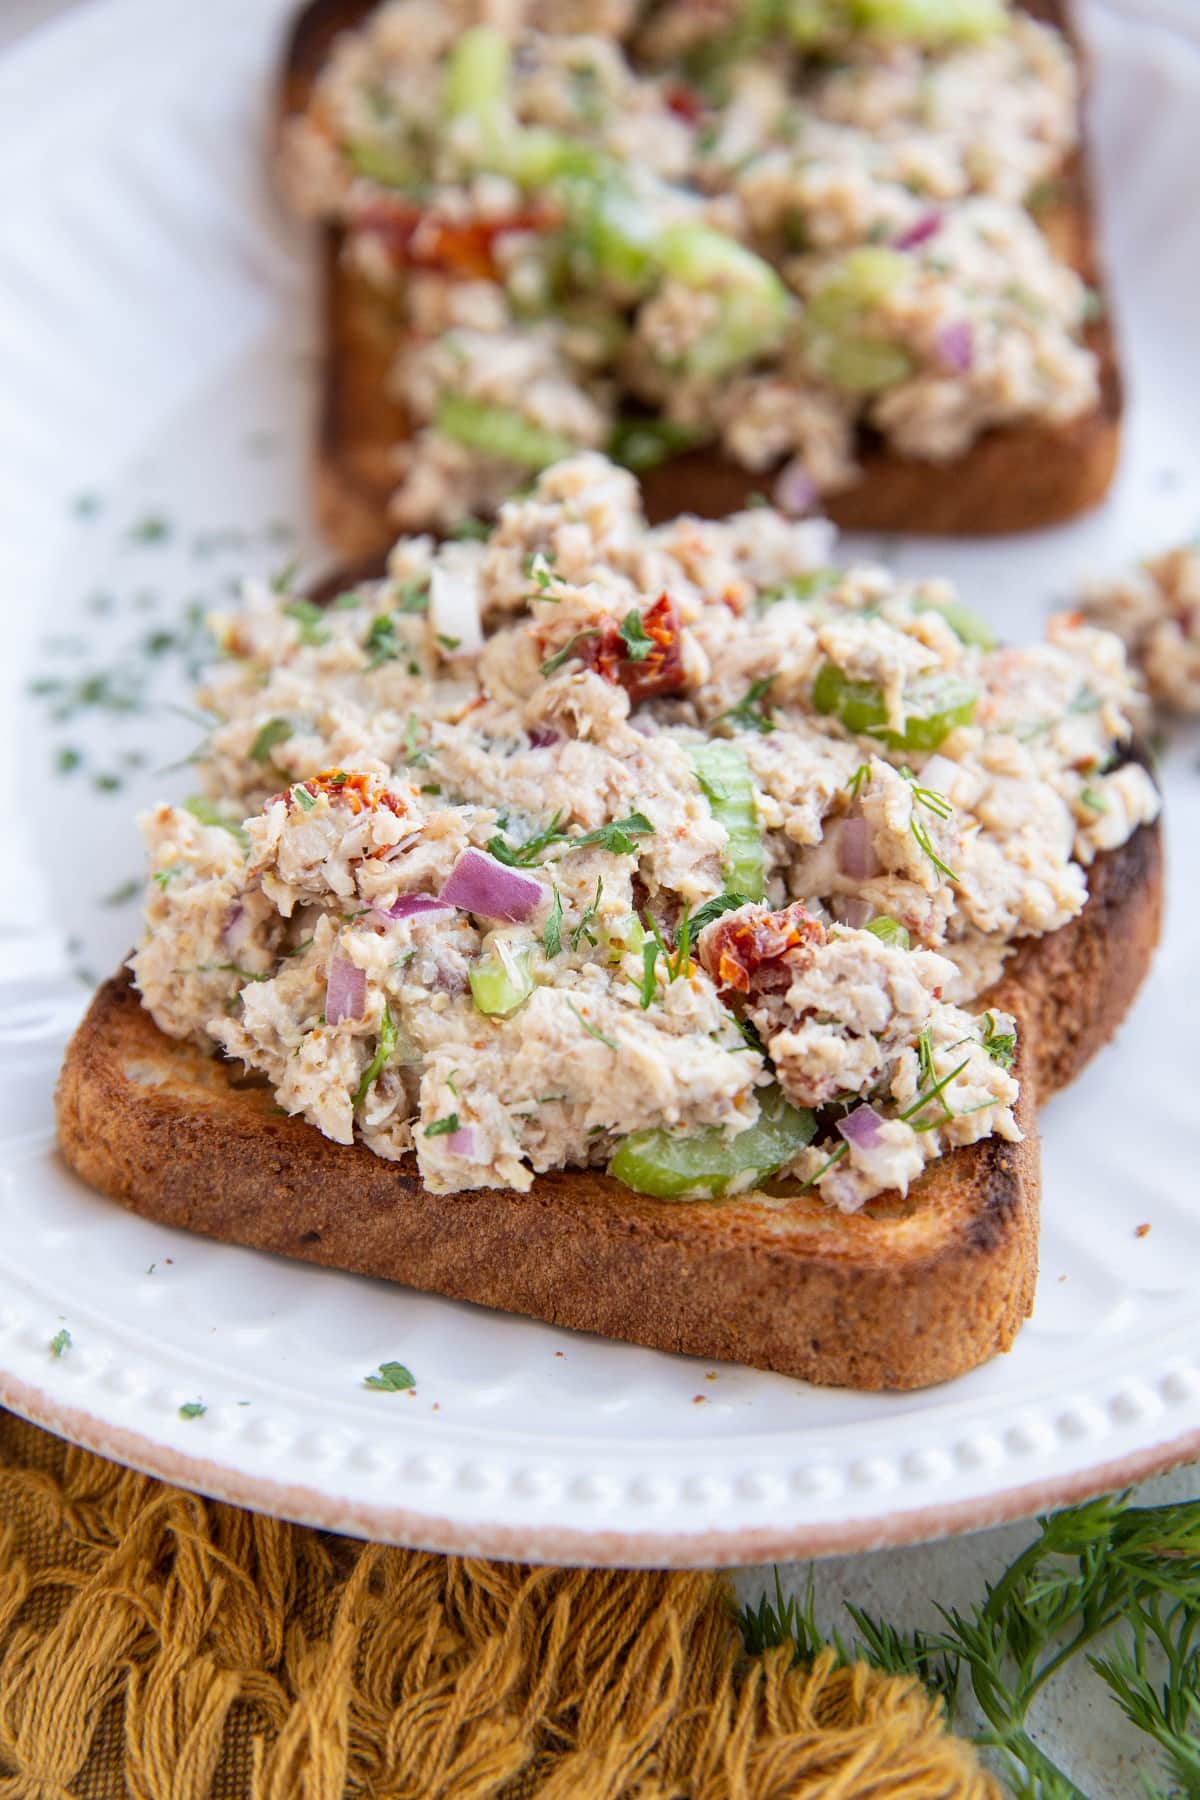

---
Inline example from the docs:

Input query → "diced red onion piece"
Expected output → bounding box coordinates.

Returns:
[837,815,878,882]
[429,560,484,656]
[895,211,942,251]
[373,893,455,923]
[773,457,818,518]
[831,895,874,929]
[439,847,545,922]
[222,902,250,953]
[446,1127,477,1158]
[326,955,367,1025]
[528,726,562,749]
[836,1104,885,1150]
[936,320,974,373]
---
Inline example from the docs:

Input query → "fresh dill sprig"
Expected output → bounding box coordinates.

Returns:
[734,1493,1200,1800]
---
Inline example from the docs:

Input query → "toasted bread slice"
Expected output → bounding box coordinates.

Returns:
[55,818,1160,1391]
[277,0,1121,559]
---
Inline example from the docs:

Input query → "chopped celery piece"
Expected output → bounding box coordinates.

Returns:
[848,0,1008,44]
[690,741,766,901]
[812,662,978,751]
[822,337,913,393]
[569,182,658,290]
[602,912,646,963]
[914,594,996,650]
[469,942,535,1018]
[348,139,417,188]
[785,0,1006,44]
[865,916,911,949]
[443,26,511,120]
[434,394,577,469]
[608,1085,817,1200]
[806,247,910,333]
[505,128,607,187]
[657,223,793,376]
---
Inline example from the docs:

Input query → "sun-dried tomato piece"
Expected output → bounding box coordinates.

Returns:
[699,903,824,996]
[357,202,561,281]
[282,770,407,819]
[664,81,705,124]
[587,594,687,703]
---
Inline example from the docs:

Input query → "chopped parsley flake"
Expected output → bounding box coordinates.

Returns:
[291,784,316,812]
[689,892,752,936]
[718,677,776,735]
[573,814,654,856]
[129,514,171,544]
[55,746,83,775]
[249,717,292,764]
[617,609,654,662]
[436,633,462,652]
[424,1113,460,1138]
[178,1401,206,1420]
[100,878,141,907]
[282,598,330,646]
[185,796,250,847]
[48,1328,71,1358]
[363,1361,416,1392]
[363,613,399,668]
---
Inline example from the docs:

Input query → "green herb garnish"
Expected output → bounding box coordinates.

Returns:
[487,810,567,867]
[718,676,776,734]
[352,1006,399,1111]
[184,796,249,848]
[617,609,654,662]
[542,885,564,958]
[363,1361,416,1392]
[178,1401,206,1419]
[573,813,654,856]
[249,717,292,765]
[689,892,752,937]
[364,613,399,668]
[282,598,330,646]
[424,1113,461,1138]
[49,1328,71,1358]
[570,878,604,950]
[540,630,596,677]
[981,1012,1016,1070]
[638,941,660,1008]
[567,1001,618,1051]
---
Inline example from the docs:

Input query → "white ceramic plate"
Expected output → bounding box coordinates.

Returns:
[0,0,1197,1568]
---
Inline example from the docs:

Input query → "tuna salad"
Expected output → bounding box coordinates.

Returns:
[1079,542,1200,716]
[132,455,1158,1206]
[283,0,1099,529]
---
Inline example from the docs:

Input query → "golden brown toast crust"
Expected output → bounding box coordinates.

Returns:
[55,821,1160,1391]
[278,0,1121,556]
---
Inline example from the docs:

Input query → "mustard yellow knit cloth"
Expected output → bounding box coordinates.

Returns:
[0,1408,1000,1799]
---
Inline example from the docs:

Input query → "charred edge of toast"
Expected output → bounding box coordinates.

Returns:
[278,0,1120,554]
[56,967,1038,1390]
